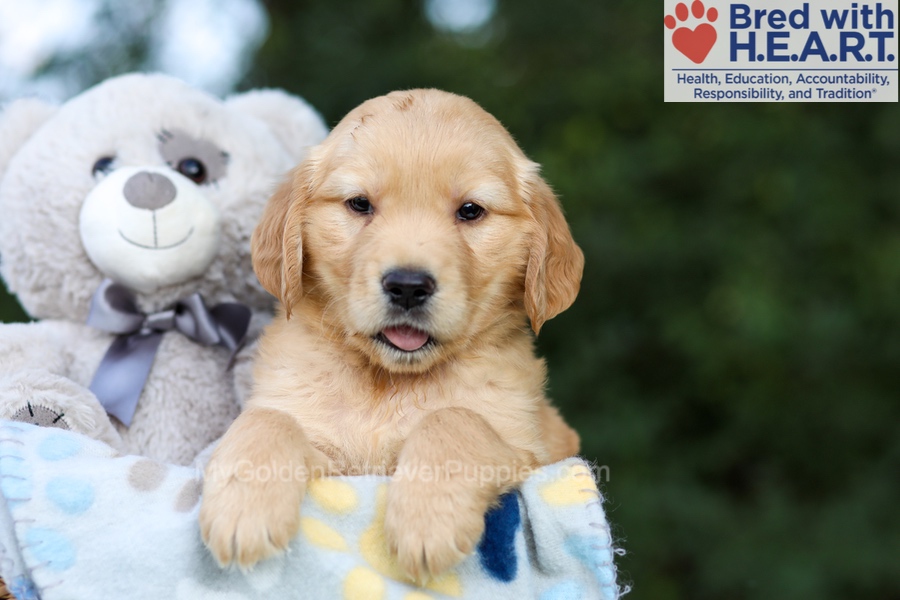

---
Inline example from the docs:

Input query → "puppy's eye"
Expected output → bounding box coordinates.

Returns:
[92,156,115,178]
[347,196,373,214]
[457,202,485,221]
[176,157,208,184]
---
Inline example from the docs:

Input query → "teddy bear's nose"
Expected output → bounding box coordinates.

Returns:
[123,171,177,210]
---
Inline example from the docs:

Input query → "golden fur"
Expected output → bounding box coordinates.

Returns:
[200,89,584,581]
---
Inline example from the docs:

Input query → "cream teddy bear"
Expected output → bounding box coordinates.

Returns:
[0,73,327,464]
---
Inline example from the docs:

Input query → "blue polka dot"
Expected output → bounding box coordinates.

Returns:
[566,535,616,586]
[24,528,76,571]
[0,443,24,460]
[540,581,584,600]
[477,492,520,582]
[46,477,95,515]
[0,454,28,479]
[0,473,32,503]
[8,576,39,600]
[38,434,81,461]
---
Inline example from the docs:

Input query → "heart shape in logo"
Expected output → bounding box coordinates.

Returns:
[672,24,717,64]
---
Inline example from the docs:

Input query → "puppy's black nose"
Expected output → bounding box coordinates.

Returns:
[382,269,436,310]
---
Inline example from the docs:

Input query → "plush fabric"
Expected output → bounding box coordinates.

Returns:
[0,422,624,600]
[0,73,328,465]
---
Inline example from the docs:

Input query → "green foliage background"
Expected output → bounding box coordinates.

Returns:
[2,1,898,597]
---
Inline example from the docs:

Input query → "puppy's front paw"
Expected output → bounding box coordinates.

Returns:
[384,477,488,583]
[199,457,305,569]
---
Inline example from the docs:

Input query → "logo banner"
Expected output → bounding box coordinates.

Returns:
[664,0,899,102]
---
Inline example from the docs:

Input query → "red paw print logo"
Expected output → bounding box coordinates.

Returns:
[665,1,718,64]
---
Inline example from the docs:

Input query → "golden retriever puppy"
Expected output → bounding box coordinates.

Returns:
[199,89,584,581]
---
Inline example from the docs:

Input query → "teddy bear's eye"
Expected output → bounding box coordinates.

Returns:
[92,156,115,178]
[176,157,208,184]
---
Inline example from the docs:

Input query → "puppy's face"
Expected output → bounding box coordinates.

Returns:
[253,90,583,373]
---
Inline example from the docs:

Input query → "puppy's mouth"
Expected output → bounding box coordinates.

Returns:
[375,325,434,353]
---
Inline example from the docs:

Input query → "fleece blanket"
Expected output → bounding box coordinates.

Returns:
[0,421,624,600]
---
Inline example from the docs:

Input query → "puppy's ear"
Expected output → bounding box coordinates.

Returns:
[252,165,309,318]
[522,165,584,334]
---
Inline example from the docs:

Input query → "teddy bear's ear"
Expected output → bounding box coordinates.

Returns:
[0,98,58,180]
[225,89,329,163]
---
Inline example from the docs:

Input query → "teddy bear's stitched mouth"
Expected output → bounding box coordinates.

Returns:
[118,227,194,250]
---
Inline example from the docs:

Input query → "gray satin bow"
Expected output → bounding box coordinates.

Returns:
[87,279,251,427]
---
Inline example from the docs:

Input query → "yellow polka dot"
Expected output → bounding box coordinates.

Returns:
[359,486,404,578]
[539,464,598,506]
[308,478,359,514]
[426,574,462,597]
[358,486,462,596]
[344,567,385,600]
[300,517,348,551]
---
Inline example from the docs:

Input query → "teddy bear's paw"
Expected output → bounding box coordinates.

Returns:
[8,401,71,429]
[0,370,123,450]
[199,458,306,569]
[0,372,85,429]
[384,475,489,583]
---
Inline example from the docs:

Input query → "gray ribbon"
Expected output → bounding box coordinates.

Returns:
[86,279,251,427]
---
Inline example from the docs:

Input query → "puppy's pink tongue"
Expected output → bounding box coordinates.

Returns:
[382,325,429,351]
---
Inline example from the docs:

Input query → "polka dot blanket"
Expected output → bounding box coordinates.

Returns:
[0,421,625,599]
